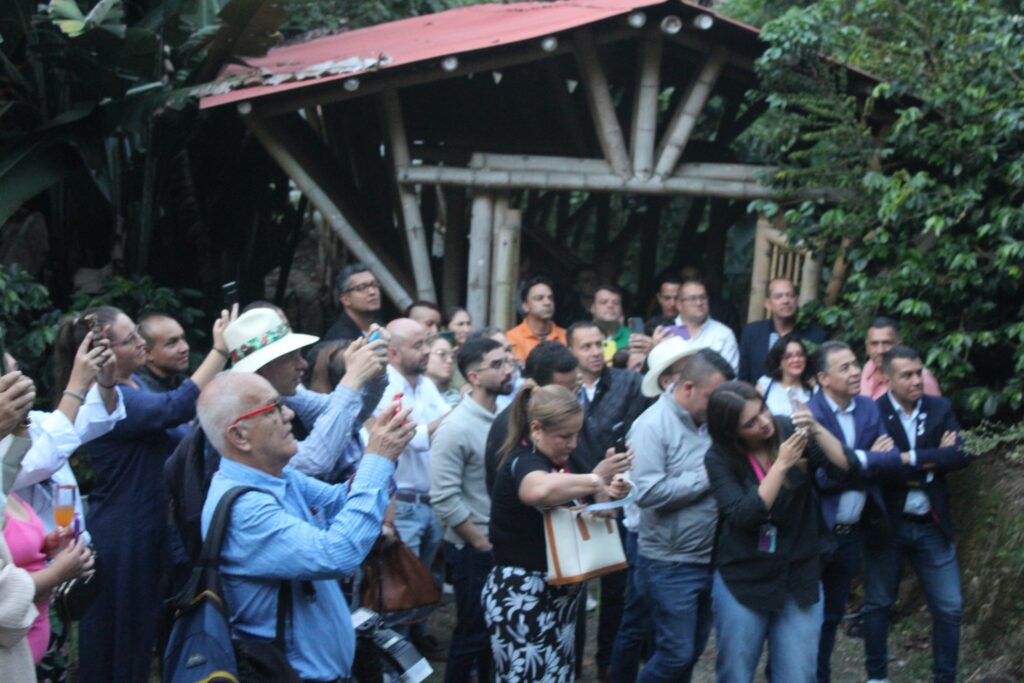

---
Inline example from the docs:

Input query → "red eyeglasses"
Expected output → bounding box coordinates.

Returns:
[228,397,285,428]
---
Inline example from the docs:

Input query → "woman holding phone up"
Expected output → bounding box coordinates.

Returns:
[704,381,857,683]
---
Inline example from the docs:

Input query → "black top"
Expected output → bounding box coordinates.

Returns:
[136,366,185,393]
[490,446,567,572]
[324,309,376,341]
[704,416,859,612]
[485,405,598,495]
[584,367,647,455]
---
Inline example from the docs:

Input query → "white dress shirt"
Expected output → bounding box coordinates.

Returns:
[886,392,932,515]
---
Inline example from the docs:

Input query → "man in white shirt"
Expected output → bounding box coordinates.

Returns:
[665,279,739,373]
[374,318,451,650]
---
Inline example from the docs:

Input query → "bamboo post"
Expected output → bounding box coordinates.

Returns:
[653,47,728,180]
[825,237,852,305]
[490,194,522,330]
[631,30,663,180]
[800,252,821,304]
[245,115,414,309]
[381,88,438,302]
[748,215,773,322]
[466,192,495,326]
[573,29,632,178]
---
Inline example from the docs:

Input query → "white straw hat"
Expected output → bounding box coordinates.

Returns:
[225,308,319,373]
[641,336,707,398]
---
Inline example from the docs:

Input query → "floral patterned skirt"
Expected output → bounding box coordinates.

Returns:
[483,565,582,682]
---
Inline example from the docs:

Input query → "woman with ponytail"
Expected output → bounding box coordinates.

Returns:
[704,381,853,683]
[65,305,234,683]
[485,380,629,682]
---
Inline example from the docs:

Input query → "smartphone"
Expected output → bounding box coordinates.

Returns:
[367,330,383,343]
[627,317,645,335]
[392,392,404,416]
[613,435,628,454]
[222,280,239,308]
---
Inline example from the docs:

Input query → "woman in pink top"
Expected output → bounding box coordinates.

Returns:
[2,493,93,664]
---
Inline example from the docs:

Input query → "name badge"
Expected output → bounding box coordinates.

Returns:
[758,523,778,554]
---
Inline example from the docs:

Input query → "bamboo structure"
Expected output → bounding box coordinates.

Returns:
[466,192,495,326]
[490,195,522,330]
[747,217,820,321]
[244,115,414,310]
[573,29,632,178]
[654,47,728,180]
[381,89,437,302]
[631,29,663,180]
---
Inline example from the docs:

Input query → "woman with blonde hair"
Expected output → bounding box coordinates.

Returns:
[485,381,629,682]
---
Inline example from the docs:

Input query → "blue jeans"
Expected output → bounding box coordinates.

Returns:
[392,499,442,641]
[444,542,493,683]
[712,572,823,683]
[817,526,862,683]
[610,531,654,681]
[863,519,962,683]
[634,555,712,683]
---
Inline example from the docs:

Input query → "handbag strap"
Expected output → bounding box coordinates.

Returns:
[584,482,637,512]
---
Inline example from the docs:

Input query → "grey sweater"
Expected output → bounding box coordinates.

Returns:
[629,391,718,564]
[429,394,497,546]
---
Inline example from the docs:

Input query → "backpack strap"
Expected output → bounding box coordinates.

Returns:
[197,485,265,569]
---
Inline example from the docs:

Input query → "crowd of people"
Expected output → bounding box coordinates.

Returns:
[0,262,968,683]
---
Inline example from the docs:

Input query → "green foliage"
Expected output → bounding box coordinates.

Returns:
[738,0,1024,421]
[0,264,62,375]
[963,420,1024,463]
[69,275,205,330]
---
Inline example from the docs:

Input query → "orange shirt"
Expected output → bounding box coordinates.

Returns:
[506,319,568,363]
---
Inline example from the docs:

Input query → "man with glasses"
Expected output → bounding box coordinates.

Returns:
[666,278,739,373]
[429,338,514,681]
[326,262,382,341]
[197,371,416,682]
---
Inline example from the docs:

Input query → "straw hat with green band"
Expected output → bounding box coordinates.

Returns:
[224,308,319,373]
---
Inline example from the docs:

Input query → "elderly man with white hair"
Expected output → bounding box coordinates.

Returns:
[198,371,415,682]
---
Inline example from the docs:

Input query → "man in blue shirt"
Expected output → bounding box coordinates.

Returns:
[197,371,415,681]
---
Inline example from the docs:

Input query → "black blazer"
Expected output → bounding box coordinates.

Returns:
[737,319,827,383]
[876,394,970,540]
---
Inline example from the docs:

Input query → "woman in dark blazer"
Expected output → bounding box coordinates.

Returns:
[704,381,856,683]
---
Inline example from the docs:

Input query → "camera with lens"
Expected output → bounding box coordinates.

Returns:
[352,608,432,683]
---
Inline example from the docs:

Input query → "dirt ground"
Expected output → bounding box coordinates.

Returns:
[421,585,985,682]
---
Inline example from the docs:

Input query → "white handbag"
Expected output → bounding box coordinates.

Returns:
[542,485,635,586]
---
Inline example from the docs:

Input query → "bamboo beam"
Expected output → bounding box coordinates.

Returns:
[490,195,522,330]
[469,153,774,181]
[397,165,777,199]
[381,88,437,302]
[653,47,728,180]
[630,29,662,180]
[466,192,494,326]
[572,29,632,178]
[748,215,773,323]
[245,115,414,309]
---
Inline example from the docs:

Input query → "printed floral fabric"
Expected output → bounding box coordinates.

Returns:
[483,565,582,682]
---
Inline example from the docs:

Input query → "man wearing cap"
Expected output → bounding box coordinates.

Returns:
[165,308,388,561]
[610,336,704,680]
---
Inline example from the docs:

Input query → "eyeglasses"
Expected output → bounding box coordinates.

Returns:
[344,281,380,294]
[478,358,514,372]
[431,349,453,360]
[228,397,285,428]
[676,295,708,303]
[113,326,141,347]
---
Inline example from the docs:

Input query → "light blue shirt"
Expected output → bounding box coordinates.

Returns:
[823,393,868,525]
[286,384,366,478]
[202,454,394,680]
[886,392,932,514]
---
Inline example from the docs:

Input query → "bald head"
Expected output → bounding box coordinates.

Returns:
[197,373,268,457]
[386,318,430,378]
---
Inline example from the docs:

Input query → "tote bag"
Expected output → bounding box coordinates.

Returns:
[543,485,636,586]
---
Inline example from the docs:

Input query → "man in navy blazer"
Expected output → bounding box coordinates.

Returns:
[864,346,969,683]
[738,278,827,383]
[807,341,904,683]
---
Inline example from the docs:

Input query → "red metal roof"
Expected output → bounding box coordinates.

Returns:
[199,0,750,109]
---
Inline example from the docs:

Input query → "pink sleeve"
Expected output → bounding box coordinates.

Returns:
[924,368,942,396]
